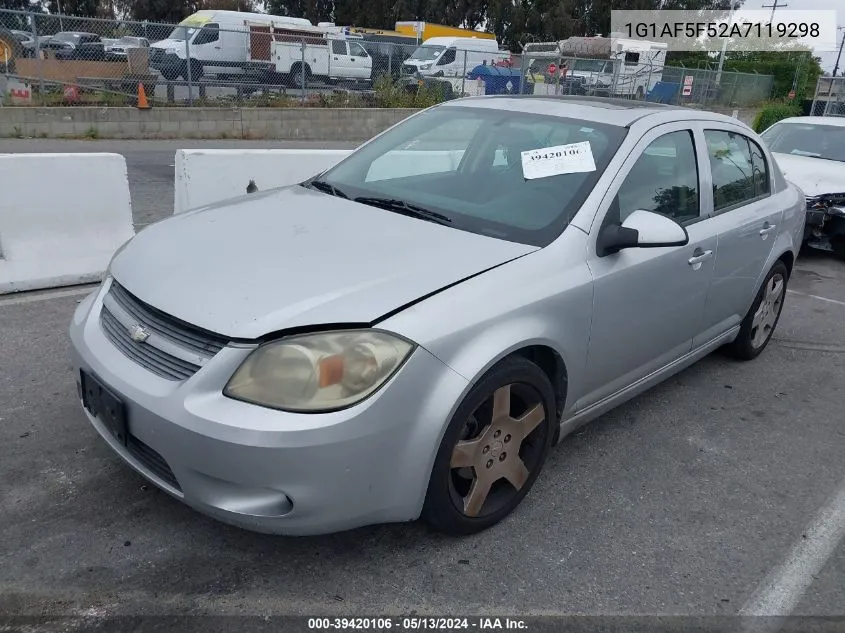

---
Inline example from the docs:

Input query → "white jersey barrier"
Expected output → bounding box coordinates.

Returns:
[0,153,134,295]
[174,149,353,215]
[173,148,476,215]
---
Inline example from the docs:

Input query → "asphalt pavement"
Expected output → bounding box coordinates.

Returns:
[0,141,844,628]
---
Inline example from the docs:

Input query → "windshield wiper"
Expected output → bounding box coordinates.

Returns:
[306,180,348,199]
[354,197,453,225]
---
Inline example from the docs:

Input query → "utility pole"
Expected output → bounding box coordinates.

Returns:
[716,0,740,84]
[762,0,787,24]
[834,27,844,77]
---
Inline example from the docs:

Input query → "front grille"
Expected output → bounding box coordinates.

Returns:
[101,309,200,380]
[402,64,417,75]
[127,434,181,491]
[99,282,229,381]
[109,283,228,357]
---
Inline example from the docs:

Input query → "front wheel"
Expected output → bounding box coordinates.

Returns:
[422,357,555,536]
[724,260,789,360]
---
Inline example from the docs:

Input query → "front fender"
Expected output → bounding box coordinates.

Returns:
[380,230,594,420]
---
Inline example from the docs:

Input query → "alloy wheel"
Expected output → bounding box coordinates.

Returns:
[751,272,785,349]
[448,383,547,518]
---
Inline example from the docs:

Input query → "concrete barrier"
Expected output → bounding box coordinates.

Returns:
[174,148,510,213]
[0,153,134,294]
[174,149,353,214]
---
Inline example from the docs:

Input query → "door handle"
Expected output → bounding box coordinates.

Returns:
[688,248,714,267]
[759,222,777,236]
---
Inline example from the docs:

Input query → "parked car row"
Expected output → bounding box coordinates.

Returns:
[2,29,150,62]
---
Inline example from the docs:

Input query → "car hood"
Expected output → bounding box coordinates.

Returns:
[771,152,845,197]
[110,186,536,340]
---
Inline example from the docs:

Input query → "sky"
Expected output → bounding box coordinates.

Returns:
[739,0,843,72]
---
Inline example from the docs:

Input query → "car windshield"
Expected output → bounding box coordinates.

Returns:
[410,45,444,61]
[54,33,81,43]
[761,122,845,163]
[168,26,197,41]
[573,58,610,73]
[314,106,627,247]
[117,37,140,45]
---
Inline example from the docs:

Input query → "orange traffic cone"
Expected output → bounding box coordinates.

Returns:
[137,82,151,110]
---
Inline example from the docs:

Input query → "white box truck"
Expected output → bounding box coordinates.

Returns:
[150,10,314,80]
[401,36,508,77]
[271,34,373,86]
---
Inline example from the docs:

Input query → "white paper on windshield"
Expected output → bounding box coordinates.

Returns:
[521,141,596,180]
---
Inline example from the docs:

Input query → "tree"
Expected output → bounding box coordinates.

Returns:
[197,0,256,11]
[266,0,333,24]
[46,0,101,17]
[124,0,195,23]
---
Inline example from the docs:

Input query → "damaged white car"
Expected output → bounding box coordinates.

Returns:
[761,116,845,256]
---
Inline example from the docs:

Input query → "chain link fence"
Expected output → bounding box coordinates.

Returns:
[810,76,845,117]
[1,9,773,109]
[519,41,773,108]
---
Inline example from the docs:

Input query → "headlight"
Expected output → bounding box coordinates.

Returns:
[420,64,431,70]
[224,330,414,412]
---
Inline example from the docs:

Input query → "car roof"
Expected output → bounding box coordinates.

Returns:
[443,95,745,128]
[772,116,845,128]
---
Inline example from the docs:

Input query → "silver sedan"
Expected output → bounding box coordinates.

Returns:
[69,96,805,536]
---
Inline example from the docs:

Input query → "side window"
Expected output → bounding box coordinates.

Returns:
[438,48,457,65]
[748,138,770,197]
[704,130,758,212]
[193,24,220,46]
[614,130,700,225]
[350,42,368,57]
[331,39,347,56]
[624,52,640,66]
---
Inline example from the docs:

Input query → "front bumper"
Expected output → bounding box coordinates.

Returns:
[69,280,469,535]
[150,52,184,74]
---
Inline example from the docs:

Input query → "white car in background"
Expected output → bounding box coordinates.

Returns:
[760,116,845,256]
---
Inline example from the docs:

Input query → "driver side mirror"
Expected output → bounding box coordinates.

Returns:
[598,210,689,256]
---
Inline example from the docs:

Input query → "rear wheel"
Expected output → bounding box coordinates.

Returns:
[290,63,310,88]
[724,260,788,361]
[422,357,555,536]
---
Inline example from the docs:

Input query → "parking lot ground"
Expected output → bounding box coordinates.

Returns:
[1,250,844,626]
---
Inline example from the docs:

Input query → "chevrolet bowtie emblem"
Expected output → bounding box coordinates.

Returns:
[128,323,151,343]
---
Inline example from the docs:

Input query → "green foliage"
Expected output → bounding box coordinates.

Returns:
[667,50,823,101]
[752,101,801,133]
[372,75,446,108]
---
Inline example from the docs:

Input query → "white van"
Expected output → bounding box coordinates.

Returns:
[150,10,314,80]
[402,36,506,77]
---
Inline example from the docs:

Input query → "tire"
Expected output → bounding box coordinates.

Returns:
[422,356,556,536]
[724,260,789,361]
[183,59,203,81]
[0,29,22,74]
[290,63,310,88]
[160,66,180,81]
